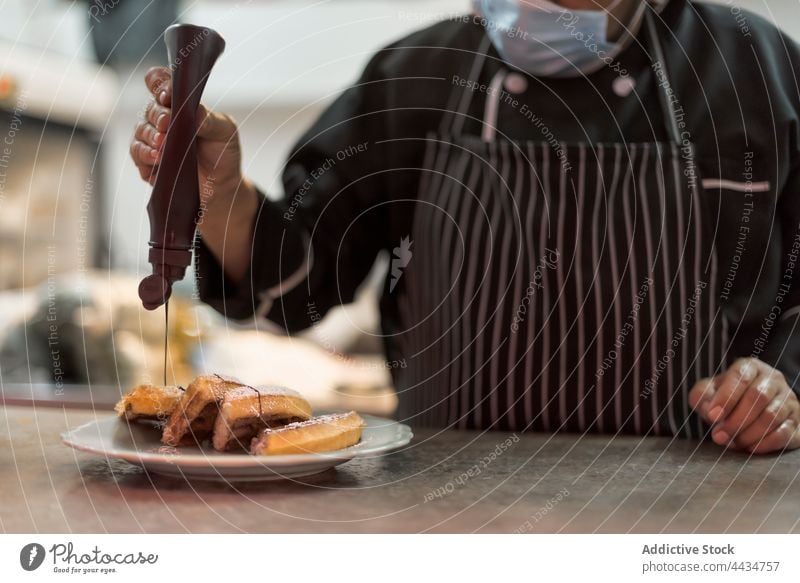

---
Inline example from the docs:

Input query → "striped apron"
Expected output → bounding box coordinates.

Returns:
[393,11,729,438]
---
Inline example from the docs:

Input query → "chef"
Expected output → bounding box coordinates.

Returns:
[130,0,800,453]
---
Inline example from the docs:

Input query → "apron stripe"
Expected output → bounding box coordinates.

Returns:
[459,164,487,428]
[616,144,638,431]
[591,145,607,433]
[472,143,502,429]
[448,155,482,427]
[458,159,490,429]
[415,136,454,423]
[556,143,569,425]
[504,142,526,430]
[399,8,728,434]
[488,140,513,425]
[637,143,656,434]
[602,143,624,433]
[523,141,540,425]
[668,144,686,436]
[576,143,588,431]
[654,144,672,437]
[539,142,553,431]
[438,147,471,426]
[426,144,451,422]
[689,147,704,439]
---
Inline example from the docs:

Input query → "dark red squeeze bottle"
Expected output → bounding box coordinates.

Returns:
[138,24,226,310]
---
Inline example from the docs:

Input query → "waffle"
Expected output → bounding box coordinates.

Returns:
[251,411,365,455]
[161,374,245,446]
[114,384,184,422]
[211,385,312,451]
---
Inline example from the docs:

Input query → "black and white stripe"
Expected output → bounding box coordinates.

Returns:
[394,10,729,435]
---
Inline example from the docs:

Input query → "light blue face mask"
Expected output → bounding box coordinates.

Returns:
[473,0,626,78]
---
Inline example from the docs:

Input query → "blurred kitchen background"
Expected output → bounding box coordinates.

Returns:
[0,0,796,414]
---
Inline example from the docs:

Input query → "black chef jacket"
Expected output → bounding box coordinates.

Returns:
[197,0,800,411]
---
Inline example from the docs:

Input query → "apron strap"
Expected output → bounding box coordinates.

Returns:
[481,68,509,142]
[440,35,493,136]
[644,7,683,147]
[449,8,682,145]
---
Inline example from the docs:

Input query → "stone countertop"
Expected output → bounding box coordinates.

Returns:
[2,405,798,533]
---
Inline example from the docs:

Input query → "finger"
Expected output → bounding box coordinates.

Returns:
[137,162,157,182]
[145,100,171,133]
[133,121,164,150]
[746,419,798,455]
[707,358,760,423]
[734,394,794,449]
[196,104,237,142]
[688,378,716,421]
[130,140,159,167]
[141,161,159,185]
[144,66,172,103]
[713,372,781,444]
[158,81,172,107]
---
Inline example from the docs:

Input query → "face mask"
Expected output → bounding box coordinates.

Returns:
[473,0,626,78]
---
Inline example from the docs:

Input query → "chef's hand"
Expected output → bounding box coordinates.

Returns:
[129,67,259,283]
[131,66,242,193]
[689,358,800,454]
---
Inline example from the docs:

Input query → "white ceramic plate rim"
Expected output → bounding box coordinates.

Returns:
[62,414,413,468]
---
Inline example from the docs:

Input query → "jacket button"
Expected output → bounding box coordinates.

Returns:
[613,75,636,97]
[504,72,528,94]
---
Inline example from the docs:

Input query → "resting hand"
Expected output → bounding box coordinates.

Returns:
[689,358,800,454]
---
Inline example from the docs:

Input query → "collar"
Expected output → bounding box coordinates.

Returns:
[614,1,670,50]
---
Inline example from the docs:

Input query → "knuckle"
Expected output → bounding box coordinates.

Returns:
[738,358,759,378]
[779,420,796,439]
[221,112,237,127]
[145,66,170,88]
[217,113,239,137]
[145,65,165,78]
[769,369,786,385]
[146,101,162,119]
[753,381,774,403]
[689,381,706,402]
[135,143,150,162]
[761,408,780,428]
[129,141,141,161]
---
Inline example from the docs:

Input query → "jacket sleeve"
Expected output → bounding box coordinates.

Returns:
[749,29,800,397]
[759,157,800,397]
[195,50,393,331]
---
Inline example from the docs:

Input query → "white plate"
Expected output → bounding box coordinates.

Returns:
[62,414,412,482]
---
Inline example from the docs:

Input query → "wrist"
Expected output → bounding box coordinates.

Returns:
[198,177,258,235]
